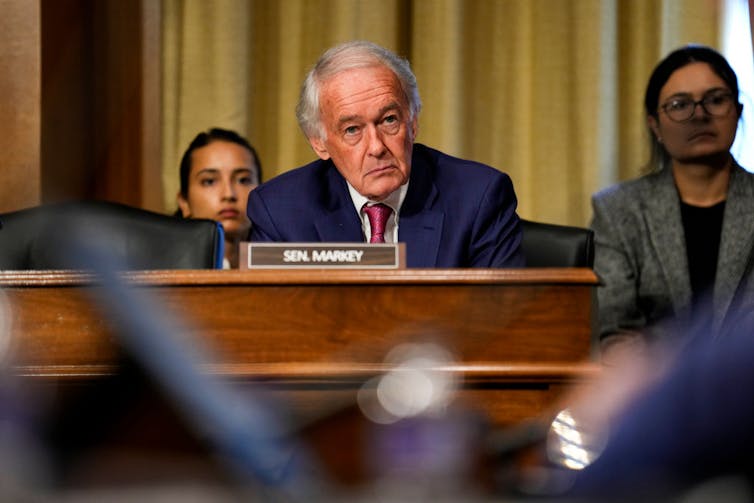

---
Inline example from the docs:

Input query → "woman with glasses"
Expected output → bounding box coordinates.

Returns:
[592,45,753,362]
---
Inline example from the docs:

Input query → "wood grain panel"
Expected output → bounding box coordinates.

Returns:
[0,0,41,212]
[2,268,598,427]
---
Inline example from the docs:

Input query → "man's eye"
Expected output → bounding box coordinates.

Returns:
[344,125,359,135]
[238,176,254,186]
[381,115,400,132]
[199,178,216,187]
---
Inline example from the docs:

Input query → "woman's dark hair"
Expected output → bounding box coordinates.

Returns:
[178,128,262,198]
[644,44,743,171]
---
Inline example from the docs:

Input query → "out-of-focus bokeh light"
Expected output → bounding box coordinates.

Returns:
[357,342,459,425]
[547,408,607,470]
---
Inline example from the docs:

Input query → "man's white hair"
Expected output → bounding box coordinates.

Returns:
[295,40,422,140]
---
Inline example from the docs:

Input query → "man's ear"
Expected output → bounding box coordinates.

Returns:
[177,192,191,218]
[410,116,418,141]
[309,136,331,160]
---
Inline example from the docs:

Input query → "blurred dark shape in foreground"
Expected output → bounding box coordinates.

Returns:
[28,212,318,500]
[564,309,754,501]
[19,207,754,501]
[0,210,496,501]
[484,307,754,503]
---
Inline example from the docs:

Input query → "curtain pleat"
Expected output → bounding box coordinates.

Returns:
[161,0,721,226]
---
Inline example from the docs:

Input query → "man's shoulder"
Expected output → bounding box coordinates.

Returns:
[413,143,508,181]
[258,158,329,188]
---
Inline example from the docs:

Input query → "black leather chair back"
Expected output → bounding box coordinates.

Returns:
[520,219,594,268]
[0,201,224,270]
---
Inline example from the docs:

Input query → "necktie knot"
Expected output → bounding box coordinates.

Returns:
[363,203,392,243]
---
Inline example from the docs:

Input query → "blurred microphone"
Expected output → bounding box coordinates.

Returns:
[48,215,316,499]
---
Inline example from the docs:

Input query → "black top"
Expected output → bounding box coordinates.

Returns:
[681,199,725,312]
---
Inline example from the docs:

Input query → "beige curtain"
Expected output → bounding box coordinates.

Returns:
[161,0,721,226]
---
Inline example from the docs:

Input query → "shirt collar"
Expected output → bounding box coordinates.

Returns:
[347,181,409,218]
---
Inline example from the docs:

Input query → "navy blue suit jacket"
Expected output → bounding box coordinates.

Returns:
[247,144,524,268]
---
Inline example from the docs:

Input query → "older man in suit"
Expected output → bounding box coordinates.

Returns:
[247,41,524,268]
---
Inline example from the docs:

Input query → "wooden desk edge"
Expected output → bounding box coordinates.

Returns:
[14,361,601,382]
[0,268,598,287]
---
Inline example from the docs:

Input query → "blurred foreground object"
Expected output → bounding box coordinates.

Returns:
[15,216,315,499]
[496,312,754,501]
[354,342,488,498]
[567,313,754,500]
[546,408,606,471]
[0,208,600,499]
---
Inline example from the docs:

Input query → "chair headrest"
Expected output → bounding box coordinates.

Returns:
[0,201,223,270]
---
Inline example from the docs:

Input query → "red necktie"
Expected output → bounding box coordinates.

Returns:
[363,203,392,243]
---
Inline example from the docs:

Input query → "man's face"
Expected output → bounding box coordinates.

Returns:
[309,65,417,201]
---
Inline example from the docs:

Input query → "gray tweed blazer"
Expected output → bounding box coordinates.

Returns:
[591,164,754,341]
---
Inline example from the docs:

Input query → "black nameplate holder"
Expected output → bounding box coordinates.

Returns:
[240,242,405,269]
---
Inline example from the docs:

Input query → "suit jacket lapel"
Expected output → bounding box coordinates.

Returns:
[398,150,444,267]
[313,164,364,242]
[644,168,692,316]
[714,165,754,328]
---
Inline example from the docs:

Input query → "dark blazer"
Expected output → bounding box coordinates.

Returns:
[248,143,524,268]
[591,163,754,341]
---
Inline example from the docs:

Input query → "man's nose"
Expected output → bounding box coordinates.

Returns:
[366,126,387,156]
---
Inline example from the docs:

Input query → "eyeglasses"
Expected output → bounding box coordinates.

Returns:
[660,91,735,122]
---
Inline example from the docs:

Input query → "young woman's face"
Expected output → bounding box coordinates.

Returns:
[178,140,258,240]
[649,62,740,165]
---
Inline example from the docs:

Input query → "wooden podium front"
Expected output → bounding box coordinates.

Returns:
[1,268,598,428]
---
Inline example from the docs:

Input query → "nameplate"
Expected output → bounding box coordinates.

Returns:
[240,242,406,269]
